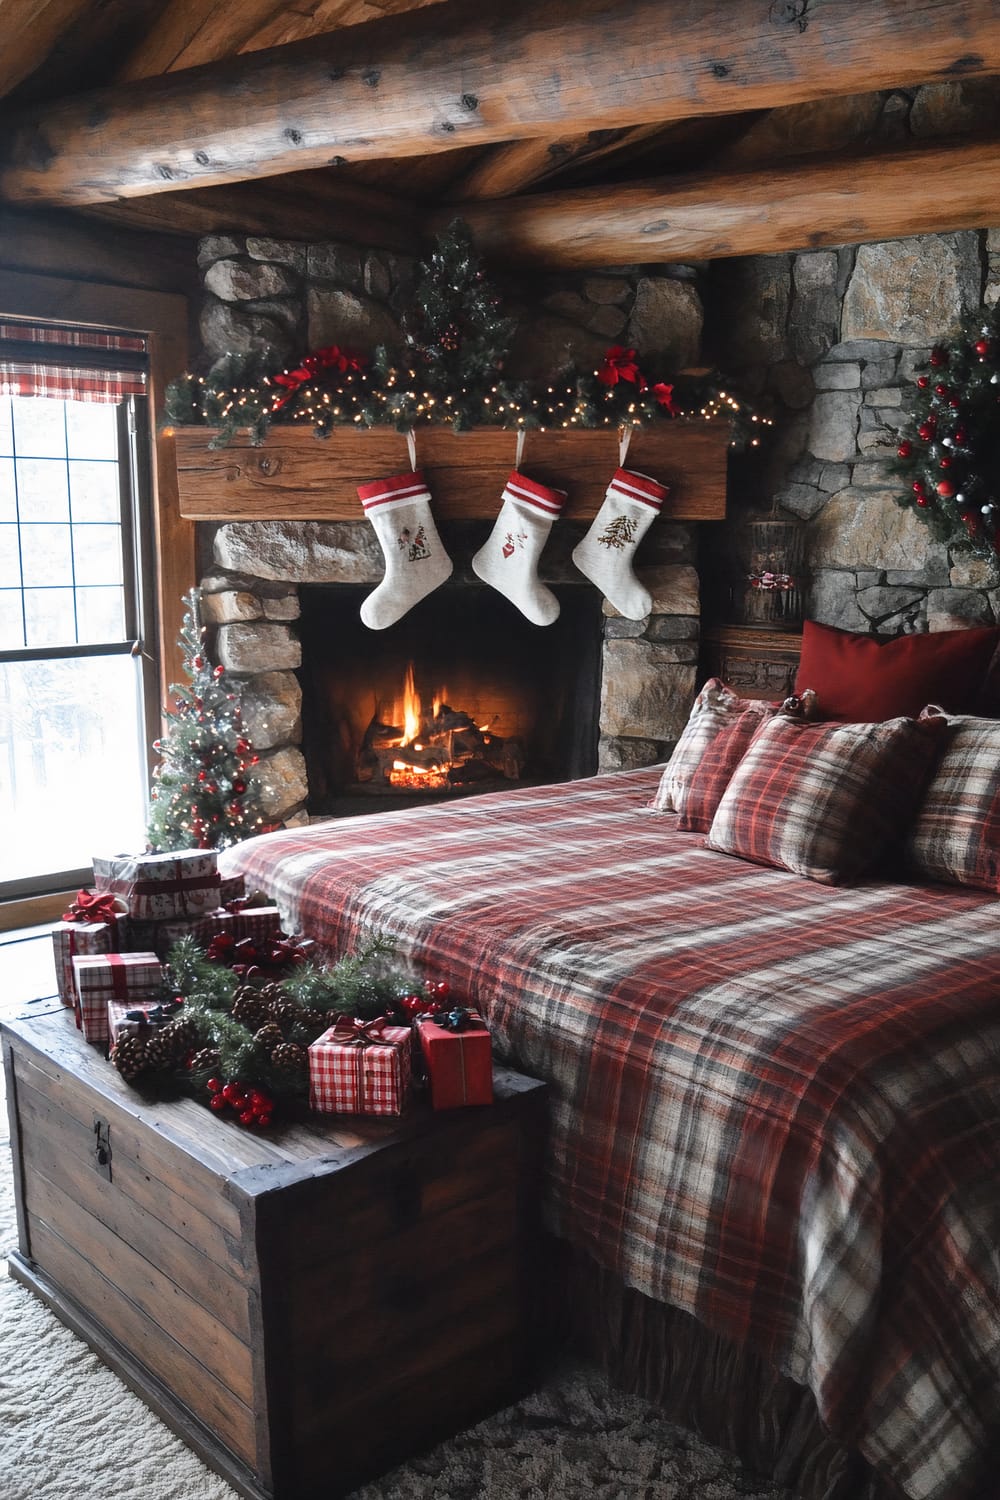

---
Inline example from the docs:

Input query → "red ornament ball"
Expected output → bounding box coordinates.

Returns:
[214,664,225,678]
[192,656,204,670]
[917,422,935,441]
[207,1077,223,1093]
[949,398,962,410]
[917,375,930,389]
[897,441,912,459]
[975,338,990,356]
[233,779,246,795]
[916,496,930,508]
[937,480,955,498]
[939,456,952,469]
[934,383,948,396]
[912,481,925,494]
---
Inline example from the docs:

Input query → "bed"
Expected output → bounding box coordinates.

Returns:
[219,753,1000,1500]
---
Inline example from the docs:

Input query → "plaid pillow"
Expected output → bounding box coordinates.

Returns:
[675,707,774,833]
[650,678,776,814]
[906,713,1000,892]
[706,714,947,885]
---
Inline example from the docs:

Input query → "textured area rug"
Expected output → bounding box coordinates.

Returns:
[0,1067,791,1500]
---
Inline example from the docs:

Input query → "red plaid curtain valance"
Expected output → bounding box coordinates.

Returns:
[0,321,147,403]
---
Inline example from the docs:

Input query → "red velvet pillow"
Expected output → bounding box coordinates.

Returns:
[794,620,1000,721]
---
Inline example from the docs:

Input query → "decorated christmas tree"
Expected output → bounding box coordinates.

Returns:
[147,590,265,851]
[892,306,1000,559]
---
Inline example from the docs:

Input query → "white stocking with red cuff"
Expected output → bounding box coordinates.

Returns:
[571,467,668,619]
[472,470,566,626]
[357,469,453,630]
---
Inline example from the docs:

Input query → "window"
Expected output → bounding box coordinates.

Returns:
[0,322,158,899]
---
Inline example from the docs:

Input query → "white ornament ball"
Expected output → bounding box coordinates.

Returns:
[983,504,995,516]
[942,437,953,447]
[955,493,966,505]
[992,373,1000,385]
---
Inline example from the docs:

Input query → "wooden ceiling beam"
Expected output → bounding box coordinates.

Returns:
[0,0,94,97]
[454,126,667,201]
[449,135,1000,268]
[3,0,1000,207]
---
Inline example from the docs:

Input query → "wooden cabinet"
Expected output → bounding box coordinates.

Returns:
[701,624,802,699]
[2,1010,546,1500]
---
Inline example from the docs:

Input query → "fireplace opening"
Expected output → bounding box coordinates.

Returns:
[298,584,603,816]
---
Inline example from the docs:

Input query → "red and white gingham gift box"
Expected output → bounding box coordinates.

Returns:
[71,951,163,1044]
[52,916,127,1005]
[308,1018,412,1116]
[228,904,283,943]
[107,998,183,1047]
[92,849,221,920]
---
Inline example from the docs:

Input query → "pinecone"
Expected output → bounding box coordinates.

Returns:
[232,986,268,1030]
[142,1033,174,1071]
[110,1035,148,1082]
[253,1023,285,1055]
[271,1042,307,1074]
[297,1006,326,1033]
[267,998,300,1034]
[190,1047,221,1074]
[258,981,285,1005]
[158,1016,200,1062]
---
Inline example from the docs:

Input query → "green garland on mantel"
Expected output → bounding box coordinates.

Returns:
[165,220,768,450]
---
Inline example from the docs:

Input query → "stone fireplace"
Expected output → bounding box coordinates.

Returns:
[199,516,700,827]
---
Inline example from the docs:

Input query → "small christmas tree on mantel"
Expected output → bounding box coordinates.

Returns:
[147,590,266,851]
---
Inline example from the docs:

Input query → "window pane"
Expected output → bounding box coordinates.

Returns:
[0,654,147,884]
[0,525,22,587]
[68,459,120,522]
[65,401,119,460]
[16,456,69,521]
[0,590,24,649]
[71,523,123,586]
[0,398,12,456]
[75,585,125,643]
[0,458,14,522]
[23,587,76,646]
[20,522,73,586]
[12,397,66,458]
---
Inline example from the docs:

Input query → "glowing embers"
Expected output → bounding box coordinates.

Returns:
[358,663,524,791]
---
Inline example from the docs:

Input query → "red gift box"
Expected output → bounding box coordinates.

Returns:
[71,951,163,1044]
[130,908,232,961]
[308,1017,412,1116]
[51,890,128,1005]
[92,849,220,920]
[416,1010,493,1109]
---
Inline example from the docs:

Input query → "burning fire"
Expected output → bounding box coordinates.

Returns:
[390,665,446,785]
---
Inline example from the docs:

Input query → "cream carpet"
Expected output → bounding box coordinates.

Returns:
[0,1066,791,1500]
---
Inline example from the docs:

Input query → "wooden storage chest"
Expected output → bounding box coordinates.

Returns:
[2,1010,546,1499]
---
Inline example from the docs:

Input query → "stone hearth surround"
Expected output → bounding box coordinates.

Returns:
[199,518,700,827]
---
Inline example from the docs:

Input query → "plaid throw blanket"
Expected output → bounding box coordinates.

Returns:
[222,768,1000,1500]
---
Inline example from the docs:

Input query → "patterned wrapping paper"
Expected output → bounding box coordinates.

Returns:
[308,1020,412,1116]
[227,904,283,943]
[219,873,246,905]
[416,1013,493,1109]
[107,998,183,1046]
[52,916,127,1005]
[71,951,163,1044]
[129,909,232,961]
[92,849,220,920]
[221,765,1000,1500]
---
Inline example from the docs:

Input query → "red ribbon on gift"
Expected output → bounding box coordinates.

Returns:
[271,345,367,410]
[62,890,120,925]
[597,345,647,393]
[329,1015,389,1047]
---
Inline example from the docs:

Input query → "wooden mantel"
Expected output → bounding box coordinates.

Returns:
[171,422,729,523]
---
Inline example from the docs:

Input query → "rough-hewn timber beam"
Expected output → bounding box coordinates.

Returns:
[448,136,1000,267]
[454,126,667,201]
[2,0,1000,207]
[0,0,94,97]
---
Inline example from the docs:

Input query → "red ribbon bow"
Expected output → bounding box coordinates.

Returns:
[271,345,367,409]
[597,346,647,393]
[62,890,120,925]
[329,1015,389,1047]
[651,381,679,415]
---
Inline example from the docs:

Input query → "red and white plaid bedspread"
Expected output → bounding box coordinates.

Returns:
[222,768,1000,1500]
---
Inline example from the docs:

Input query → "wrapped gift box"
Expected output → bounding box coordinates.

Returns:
[108,997,185,1046]
[52,907,128,1006]
[219,873,246,905]
[416,1010,493,1110]
[227,904,283,944]
[130,909,232,961]
[308,1018,412,1117]
[92,850,220,920]
[72,951,163,1044]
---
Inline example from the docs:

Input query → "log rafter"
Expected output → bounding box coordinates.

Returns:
[449,135,1000,267]
[3,0,1000,208]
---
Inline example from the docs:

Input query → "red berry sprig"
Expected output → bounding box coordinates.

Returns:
[206,1076,274,1128]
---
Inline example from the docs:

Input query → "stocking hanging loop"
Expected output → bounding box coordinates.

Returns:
[618,424,633,467]
[406,428,417,472]
[515,428,526,470]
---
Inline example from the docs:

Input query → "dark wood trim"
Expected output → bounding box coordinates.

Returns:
[3,0,999,206]
[2,1035,31,1256]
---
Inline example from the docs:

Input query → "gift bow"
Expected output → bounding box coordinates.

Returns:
[329,1015,390,1047]
[124,999,184,1028]
[420,1007,486,1033]
[271,345,367,409]
[62,890,122,925]
[597,345,647,392]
